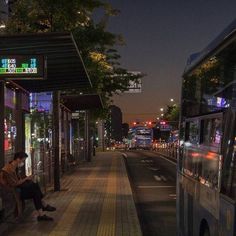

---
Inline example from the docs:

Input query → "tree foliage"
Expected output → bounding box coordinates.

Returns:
[163,104,180,129]
[6,0,143,118]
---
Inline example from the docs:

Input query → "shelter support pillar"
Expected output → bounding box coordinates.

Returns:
[53,91,61,191]
[76,118,80,163]
[85,110,91,162]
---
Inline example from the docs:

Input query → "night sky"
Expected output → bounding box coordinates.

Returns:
[105,0,236,124]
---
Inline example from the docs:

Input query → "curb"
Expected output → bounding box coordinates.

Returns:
[121,152,145,236]
[151,150,177,164]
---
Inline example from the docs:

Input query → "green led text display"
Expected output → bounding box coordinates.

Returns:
[0,56,45,79]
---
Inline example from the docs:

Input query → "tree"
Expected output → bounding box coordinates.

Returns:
[6,0,143,118]
[163,104,180,129]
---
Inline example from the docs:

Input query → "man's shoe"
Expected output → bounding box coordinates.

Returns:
[37,215,53,221]
[42,205,56,212]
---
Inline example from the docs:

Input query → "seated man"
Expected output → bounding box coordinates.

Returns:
[1,151,56,221]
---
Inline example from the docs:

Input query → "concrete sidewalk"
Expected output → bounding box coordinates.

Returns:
[6,152,142,236]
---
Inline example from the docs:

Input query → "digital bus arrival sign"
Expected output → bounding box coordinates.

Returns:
[0,55,46,80]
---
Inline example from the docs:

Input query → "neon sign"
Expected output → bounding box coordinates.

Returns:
[0,55,45,79]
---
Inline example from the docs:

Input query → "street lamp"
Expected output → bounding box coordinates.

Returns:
[170,98,174,102]
[160,108,164,112]
[161,113,164,117]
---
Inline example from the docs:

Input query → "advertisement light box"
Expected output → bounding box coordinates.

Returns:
[0,55,46,79]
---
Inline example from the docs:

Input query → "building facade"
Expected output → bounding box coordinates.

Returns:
[110,105,123,142]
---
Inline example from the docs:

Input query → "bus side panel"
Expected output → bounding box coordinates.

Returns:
[197,184,219,236]
[179,174,220,236]
[219,195,235,236]
[194,200,219,236]
[187,193,193,236]
[178,174,196,236]
[177,173,185,236]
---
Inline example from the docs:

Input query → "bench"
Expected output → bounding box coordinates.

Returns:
[0,186,24,222]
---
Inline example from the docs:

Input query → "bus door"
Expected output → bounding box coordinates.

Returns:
[181,118,200,236]
[219,109,236,236]
[198,114,223,221]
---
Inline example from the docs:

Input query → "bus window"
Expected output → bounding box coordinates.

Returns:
[183,120,199,177]
[185,122,190,141]
[189,120,199,144]
[231,137,236,198]
[202,117,222,149]
[223,133,236,198]
[199,117,222,188]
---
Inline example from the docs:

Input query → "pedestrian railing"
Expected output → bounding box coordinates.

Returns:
[153,142,178,160]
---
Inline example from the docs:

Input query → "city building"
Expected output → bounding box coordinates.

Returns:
[122,123,129,138]
[108,105,122,141]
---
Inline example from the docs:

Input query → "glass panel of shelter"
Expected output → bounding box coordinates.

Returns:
[4,88,17,164]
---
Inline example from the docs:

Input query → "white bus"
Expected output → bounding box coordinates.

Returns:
[128,126,153,150]
[177,19,236,236]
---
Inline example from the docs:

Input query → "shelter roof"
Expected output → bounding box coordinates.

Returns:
[62,94,103,111]
[0,32,92,92]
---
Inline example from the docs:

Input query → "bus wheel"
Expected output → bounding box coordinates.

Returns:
[200,221,210,236]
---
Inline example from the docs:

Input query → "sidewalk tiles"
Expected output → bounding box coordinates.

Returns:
[5,152,142,236]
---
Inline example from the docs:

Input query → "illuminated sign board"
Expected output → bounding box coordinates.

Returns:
[0,55,46,79]
[72,112,80,119]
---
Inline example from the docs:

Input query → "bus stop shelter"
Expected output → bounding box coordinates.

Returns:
[62,94,103,162]
[0,32,102,191]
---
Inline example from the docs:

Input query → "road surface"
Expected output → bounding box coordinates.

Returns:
[123,150,177,236]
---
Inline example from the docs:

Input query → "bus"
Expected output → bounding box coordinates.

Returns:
[153,120,172,142]
[177,19,236,236]
[128,126,153,150]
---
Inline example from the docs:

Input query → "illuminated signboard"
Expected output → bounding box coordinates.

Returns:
[0,55,45,79]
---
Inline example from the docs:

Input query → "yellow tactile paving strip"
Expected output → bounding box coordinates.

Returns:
[6,152,142,236]
[97,158,117,236]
